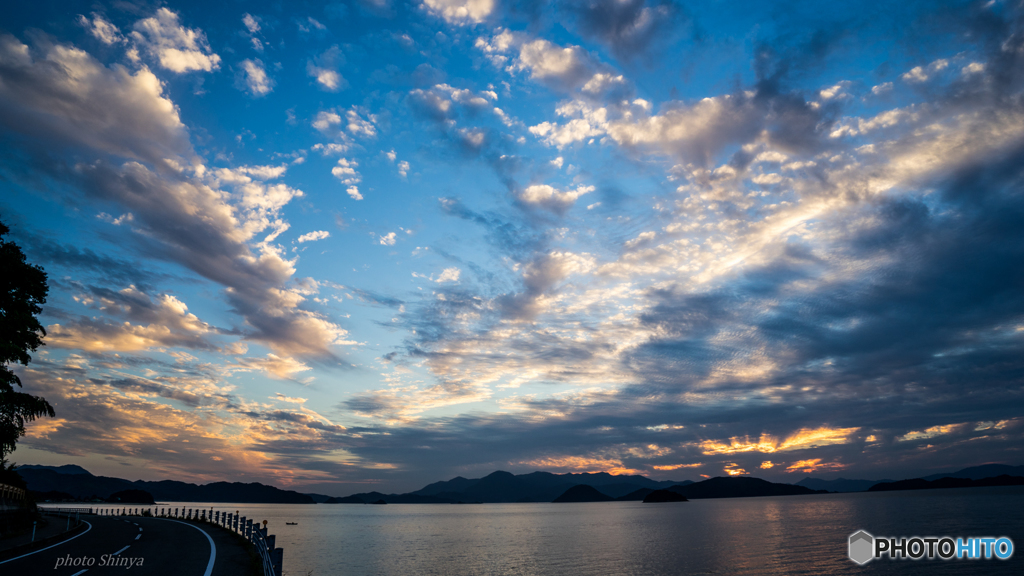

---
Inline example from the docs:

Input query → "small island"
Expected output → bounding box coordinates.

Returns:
[642,489,688,503]
[552,484,614,503]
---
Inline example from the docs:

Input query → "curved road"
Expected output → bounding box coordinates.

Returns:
[0,515,258,576]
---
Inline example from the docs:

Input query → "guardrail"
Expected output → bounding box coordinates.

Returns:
[0,483,27,502]
[40,508,86,534]
[88,506,283,576]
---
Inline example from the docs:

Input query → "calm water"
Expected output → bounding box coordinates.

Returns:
[86,486,1023,575]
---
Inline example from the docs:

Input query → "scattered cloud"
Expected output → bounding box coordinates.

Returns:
[130,8,221,73]
[78,13,124,45]
[297,230,330,243]
[237,59,274,96]
[516,184,595,214]
[422,0,495,24]
[307,46,348,91]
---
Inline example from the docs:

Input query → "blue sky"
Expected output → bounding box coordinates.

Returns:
[1,0,1023,495]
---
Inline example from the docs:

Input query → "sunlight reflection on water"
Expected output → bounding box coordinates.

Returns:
[149,486,1022,575]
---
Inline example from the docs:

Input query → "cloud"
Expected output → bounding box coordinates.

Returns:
[346,108,377,137]
[8,0,1024,493]
[15,364,368,486]
[297,230,330,243]
[237,59,274,96]
[78,13,124,45]
[414,267,461,283]
[435,267,461,282]
[242,14,261,34]
[696,427,860,455]
[342,378,491,422]
[408,83,499,122]
[422,0,495,24]
[0,35,192,168]
[130,8,221,73]
[565,0,681,60]
[68,161,347,361]
[237,353,312,380]
[21,235,164,289]
[516,184,595,214]
[241,14,264,52]
[307,45,348,91]
[515,39,611,95]
[314,106,377,140]
[331,158,361,186]
[48,286,217,352]
[477,31,635,100]
[0,32,348,367]
[901,58,949,83]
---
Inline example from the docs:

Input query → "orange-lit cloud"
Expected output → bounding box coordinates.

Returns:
[724,463,748,476]
[975,419,1013,431]
[760,461,774,469]
[698,426,860,455]
[519,456,640,475]
[653,463,703,471]
[898,424,960,442]
[785,459,847,473]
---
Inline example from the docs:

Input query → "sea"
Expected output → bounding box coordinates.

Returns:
[88,486,1024,575]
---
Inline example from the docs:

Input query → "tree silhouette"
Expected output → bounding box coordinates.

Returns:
[0,216,54,472]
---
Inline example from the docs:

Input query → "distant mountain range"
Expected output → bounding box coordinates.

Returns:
[17,465,316,503]
[326,471,829,503]
[869,475,1024,492]
[797,464,1024,493]
[326,470,694,504]
[17,462,1024,504]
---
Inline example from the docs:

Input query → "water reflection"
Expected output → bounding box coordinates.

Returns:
[75,486,1023,575]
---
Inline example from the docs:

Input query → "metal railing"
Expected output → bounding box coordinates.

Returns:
[0,483,27,502]
[87,506,283,576]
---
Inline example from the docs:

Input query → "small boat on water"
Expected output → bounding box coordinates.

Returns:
[286,522,298,525]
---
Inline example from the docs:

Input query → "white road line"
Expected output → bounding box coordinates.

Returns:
[71,570,88,576]
[135,534,141,540]
[156,518,217,576]
[0,520,93,565]
[112,545,130,556]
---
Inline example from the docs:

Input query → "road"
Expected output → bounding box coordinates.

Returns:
[0,514,259,575]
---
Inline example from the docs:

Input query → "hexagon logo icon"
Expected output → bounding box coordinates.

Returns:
[849,530,874,565]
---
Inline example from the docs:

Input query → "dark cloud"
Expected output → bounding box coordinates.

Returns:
[566,0,685,60]
[19,234,166,289]
[0,34,192,169]
[438,197,544,259]
[628,139,1024,437]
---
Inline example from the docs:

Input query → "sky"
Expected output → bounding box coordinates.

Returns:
[1,0,1022,496]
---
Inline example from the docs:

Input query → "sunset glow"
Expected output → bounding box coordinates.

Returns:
[2,0,1023,495]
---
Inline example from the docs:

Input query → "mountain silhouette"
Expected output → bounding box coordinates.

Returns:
[869,474,1024,492]
[552,484,614,502]
[17,466,315,503]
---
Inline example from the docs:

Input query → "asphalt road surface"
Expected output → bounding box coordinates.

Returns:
[0,515,259,576]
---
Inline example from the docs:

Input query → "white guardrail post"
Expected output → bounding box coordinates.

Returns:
[209,511,281,576]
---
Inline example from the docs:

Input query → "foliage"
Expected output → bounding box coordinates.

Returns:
[0,459,27,489]
[0,216,54,462]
